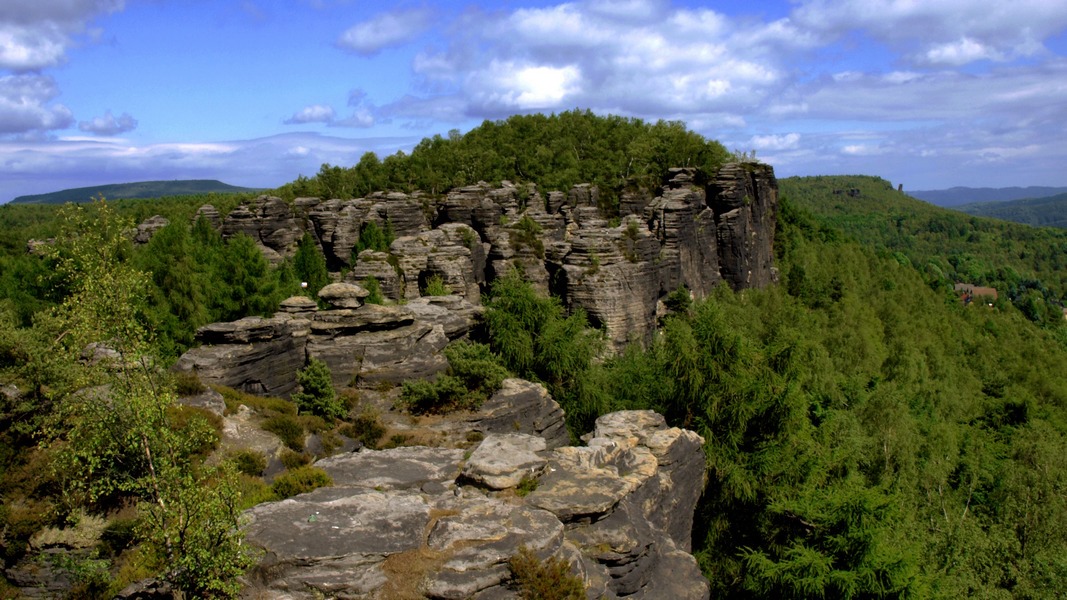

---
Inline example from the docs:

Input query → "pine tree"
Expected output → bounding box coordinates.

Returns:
[293,232,330,299]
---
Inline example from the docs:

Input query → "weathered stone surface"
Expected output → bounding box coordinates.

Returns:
[172,315,310,397]
[461,434,548,490]
[467,379,570,449]
[317,447,464,491]
[240,410,708,600]
[133,215,169,244]
[317,281,369,309]
[405,294,484,340]
[345,249,405,300]
[175,294,483,395]
[391,225,484,301]
[221,195,304,262]
[191,163,776,351]
[177,386,226,415]
[708,162,779,289]
[278,295,317,315]
[193,204,222,229]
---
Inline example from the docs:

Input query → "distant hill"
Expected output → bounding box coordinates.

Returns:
[11,180,264,204]
[954,192,1067,229]
[780,174,1067,308]
[909,185,1067,207]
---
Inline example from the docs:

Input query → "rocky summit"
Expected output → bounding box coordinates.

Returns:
[240,410,708,599]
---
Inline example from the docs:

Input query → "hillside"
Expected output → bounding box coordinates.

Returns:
[3,114,1067,598]
[955,192,1067,229]
[10,179,263,204]
[909,185,1067,206]
[780,175,1067,324]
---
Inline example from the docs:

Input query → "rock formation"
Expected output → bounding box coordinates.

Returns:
[240,410,709,599]
[204,162,778,350]
[174,290,483,397]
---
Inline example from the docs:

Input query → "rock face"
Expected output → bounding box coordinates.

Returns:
[202,162,778,350]
[173,295,483,397]
[240,410,709,600]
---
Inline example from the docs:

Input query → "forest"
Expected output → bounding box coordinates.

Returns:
[2,112,1067,598]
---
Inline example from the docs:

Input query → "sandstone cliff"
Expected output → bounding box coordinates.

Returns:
[200,162,777,350]
[240,409,709,600]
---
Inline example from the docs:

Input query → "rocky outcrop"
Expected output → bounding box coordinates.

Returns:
[173,315,310,397]
[133,215,169,244]
[221,195,306,264]
[203,162,777,350]
[708,163,779,289]
[173,294,483,397]
[240,410,708,599]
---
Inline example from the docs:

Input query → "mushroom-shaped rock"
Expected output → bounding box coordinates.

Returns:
[317,282,370,309]
[278,295,318,314]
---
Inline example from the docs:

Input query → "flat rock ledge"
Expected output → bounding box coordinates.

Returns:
[240,410,709,599]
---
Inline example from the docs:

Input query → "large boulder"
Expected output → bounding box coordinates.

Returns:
[240,410,709,599]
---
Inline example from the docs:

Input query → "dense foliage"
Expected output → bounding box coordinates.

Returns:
[0,196,300,359]
[781,175,1067,329]
[956,192,1067,229]
[3,115,1067,598]
[1,202,256,597]
[274,109,731,210]
[522,196,1066,598]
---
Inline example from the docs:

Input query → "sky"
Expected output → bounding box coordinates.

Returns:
[2,0,1067,202]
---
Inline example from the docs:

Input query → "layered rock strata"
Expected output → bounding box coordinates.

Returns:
[174,291,483,397]
[200,163,777,350]
[240,410,709,599]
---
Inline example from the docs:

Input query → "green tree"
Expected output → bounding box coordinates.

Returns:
[135,222,210,358]
[293,232,330,299]
[36,201,255,596]
[292,357,344,420]
[214,233,282,321]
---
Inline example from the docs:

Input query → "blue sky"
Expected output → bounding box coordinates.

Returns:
[3,0,1067,202]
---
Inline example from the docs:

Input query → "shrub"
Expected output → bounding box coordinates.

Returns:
[262,414,305,451]
[422,273,450,296]
[214,385,295,416]
[445,341,509,401]
[292,358,344,420]
[362,276,384,305]
[664,285,692,314]
[354,220,395,256]
[271,466,332,499]
[279,449,310,470]
[508,546,586,600]
[515,475,538,497]
[227,449,267,477]
[400,375,470,414]
[166,405,222,461]
[510,215,545,259]
[172,371,206,396]
[340,408,386,448]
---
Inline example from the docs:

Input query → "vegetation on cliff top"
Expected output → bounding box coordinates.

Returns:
[275,109,731,208]
[2,113,1067,597]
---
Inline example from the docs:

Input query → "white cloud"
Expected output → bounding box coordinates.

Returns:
[337,8,433,56]
[750,133,800,151]
[0,0,125,71]
[791,0,1067,66]
[0,74,73,134]
[78,110,137,135]
[284,104,336,124]
[398,1,801,123]
[473,62,582,110]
